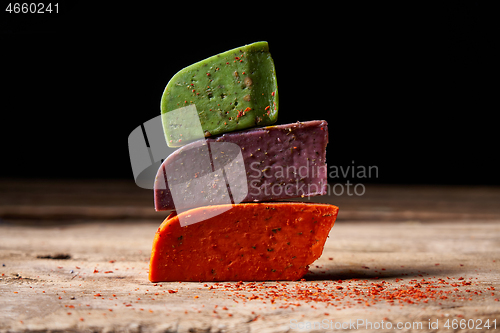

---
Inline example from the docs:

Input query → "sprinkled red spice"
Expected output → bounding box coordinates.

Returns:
[169,272,495,310]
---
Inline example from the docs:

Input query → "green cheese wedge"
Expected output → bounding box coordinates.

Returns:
[161,41,278,147]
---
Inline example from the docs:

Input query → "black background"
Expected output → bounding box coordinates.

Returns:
[1,3,496,185]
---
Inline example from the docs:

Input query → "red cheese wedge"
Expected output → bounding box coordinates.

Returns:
[149,202,338,282]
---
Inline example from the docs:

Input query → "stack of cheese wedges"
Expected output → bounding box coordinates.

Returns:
[149,42,338,282]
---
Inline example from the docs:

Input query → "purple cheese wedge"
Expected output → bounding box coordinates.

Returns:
[154,120,328,211]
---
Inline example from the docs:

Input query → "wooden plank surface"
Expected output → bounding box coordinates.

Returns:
[1,179,500,332]
[2,179,500,222]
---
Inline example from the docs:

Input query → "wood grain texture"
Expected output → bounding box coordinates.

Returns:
[1,179,499,332]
